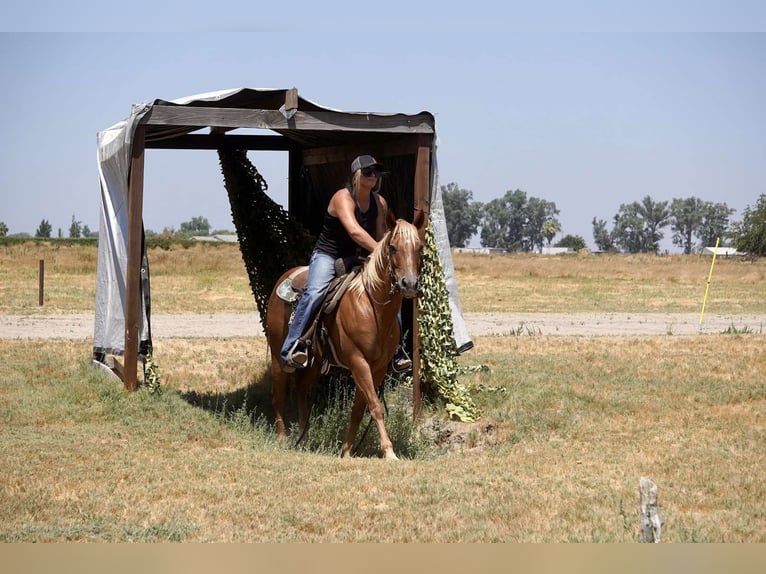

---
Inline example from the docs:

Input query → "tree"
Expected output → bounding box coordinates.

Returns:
[441,182,483,247]
[35,219,52,238]
[69,214,82,238]
[592,217,615,252]
[555,234,586,251]
[670,197,706,254]
[180,216,211,236]
[480,189,558,252]
[542,219,562,246]
[542,220,558,246]
[481,190,526,250]
[699,201,734,248]
[612,196,670,254]
[0,221,7,237]
[524,197,560,251]
[732,193,766,256]
[670,197,733,254]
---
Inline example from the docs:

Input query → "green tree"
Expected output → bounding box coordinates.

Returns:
[542,219,562,246]
[480,189,558,252]
[591,217,615,252]
[524,197,560,251]
[69,214,82,238]
[670,197,706,254]
[699,201,734,248]
[180,216,211,236]
[731,194,766,256]
[555,234,586,251]
[0,221,7,237]
[612,196,670,254]
[670,197,733,254]
[481,191,525,250]
[35,219,52,238]
[441,182,483,248]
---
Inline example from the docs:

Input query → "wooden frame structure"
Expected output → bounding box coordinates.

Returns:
[117,88,435,414]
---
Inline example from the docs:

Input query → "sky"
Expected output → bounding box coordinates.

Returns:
[1,2,765,251]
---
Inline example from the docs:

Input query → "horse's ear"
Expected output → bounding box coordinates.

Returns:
[386,207,397,230]
[413,209,427,232]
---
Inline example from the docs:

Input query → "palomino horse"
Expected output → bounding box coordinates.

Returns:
[265,209,426,459]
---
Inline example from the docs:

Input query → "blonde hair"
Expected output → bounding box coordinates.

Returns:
[351,170,382,195]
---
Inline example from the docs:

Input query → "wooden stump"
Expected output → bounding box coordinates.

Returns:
[640,477,663,543]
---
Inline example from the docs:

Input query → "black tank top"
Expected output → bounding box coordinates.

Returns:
[314,187,378,258]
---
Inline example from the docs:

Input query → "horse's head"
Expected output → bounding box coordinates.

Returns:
[385,209,426,299]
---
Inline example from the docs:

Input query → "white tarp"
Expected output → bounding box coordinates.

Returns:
[92,89,473,358]
[428,148,473,353]
[93,103,152,357]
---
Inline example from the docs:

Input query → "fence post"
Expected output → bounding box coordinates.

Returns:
[640,477,663,542]
[38,259,45,306]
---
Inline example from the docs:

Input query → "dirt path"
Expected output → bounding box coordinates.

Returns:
[1,312,764,339]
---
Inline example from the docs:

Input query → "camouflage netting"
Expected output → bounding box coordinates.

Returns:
[418,223,480,421]
[218,148,315,334]
[217,148,479,421]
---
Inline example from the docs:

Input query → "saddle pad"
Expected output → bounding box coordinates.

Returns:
[276,266,309,303]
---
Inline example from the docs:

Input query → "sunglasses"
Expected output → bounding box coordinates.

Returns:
[361,167,381,177]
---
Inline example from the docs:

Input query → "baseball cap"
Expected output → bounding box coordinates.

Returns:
[351,155,387,173]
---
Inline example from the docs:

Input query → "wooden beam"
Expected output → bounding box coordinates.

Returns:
[284,87,298,112]
[123,125,146,392]
[300,136,423,166]
[141,106,435,134]
[145,133,294,150]
[412,134,433,418]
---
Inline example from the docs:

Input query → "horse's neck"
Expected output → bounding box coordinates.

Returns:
[363,252,401,316]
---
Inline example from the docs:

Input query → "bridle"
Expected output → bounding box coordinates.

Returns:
[366,229,421,307]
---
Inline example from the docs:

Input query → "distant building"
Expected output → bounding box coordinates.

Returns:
[702,246,739,257]
[192,234,239,243]
[540,247,575,255]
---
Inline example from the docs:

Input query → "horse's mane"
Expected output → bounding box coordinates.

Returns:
[349,219,419,296]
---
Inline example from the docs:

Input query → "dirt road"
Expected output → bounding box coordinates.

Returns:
[2,311,764,339]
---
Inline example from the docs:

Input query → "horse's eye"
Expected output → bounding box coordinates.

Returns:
[389,245,397,255]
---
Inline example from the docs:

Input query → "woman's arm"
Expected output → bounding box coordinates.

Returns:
[374,194,389,241]
[329,189,379,252]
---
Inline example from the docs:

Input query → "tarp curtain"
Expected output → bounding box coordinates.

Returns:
[93,103,152,358]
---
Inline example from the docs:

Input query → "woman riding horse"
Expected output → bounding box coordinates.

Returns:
[267,208,426,459]
[280,155,410,373]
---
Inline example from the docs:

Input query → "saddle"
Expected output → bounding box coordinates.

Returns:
[276,257,365,372]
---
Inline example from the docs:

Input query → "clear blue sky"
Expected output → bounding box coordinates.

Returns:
[1,3,765,251]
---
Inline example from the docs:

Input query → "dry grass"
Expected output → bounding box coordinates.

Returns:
[452,251,766,313]
[2,242,765,315]
[1,332,764,542]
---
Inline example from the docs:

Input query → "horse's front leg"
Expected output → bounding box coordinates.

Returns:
[345,359,398,460]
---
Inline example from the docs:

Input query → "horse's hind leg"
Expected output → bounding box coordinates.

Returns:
[294,367,319,446]
[341,391,369,458]
[270,358,288,443]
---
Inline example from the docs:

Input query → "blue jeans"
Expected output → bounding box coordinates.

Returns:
[280,250,337,364]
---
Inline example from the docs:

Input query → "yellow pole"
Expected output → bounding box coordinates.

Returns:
[698,237,720,333]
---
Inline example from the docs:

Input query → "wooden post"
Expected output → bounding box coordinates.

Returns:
[640,477,663,542]
[38,259,44,306]
[123,125,146,392]
[412,135,432,418]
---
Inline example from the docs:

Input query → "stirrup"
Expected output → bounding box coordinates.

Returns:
[391,348,412,372]
[284,340,309,371]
